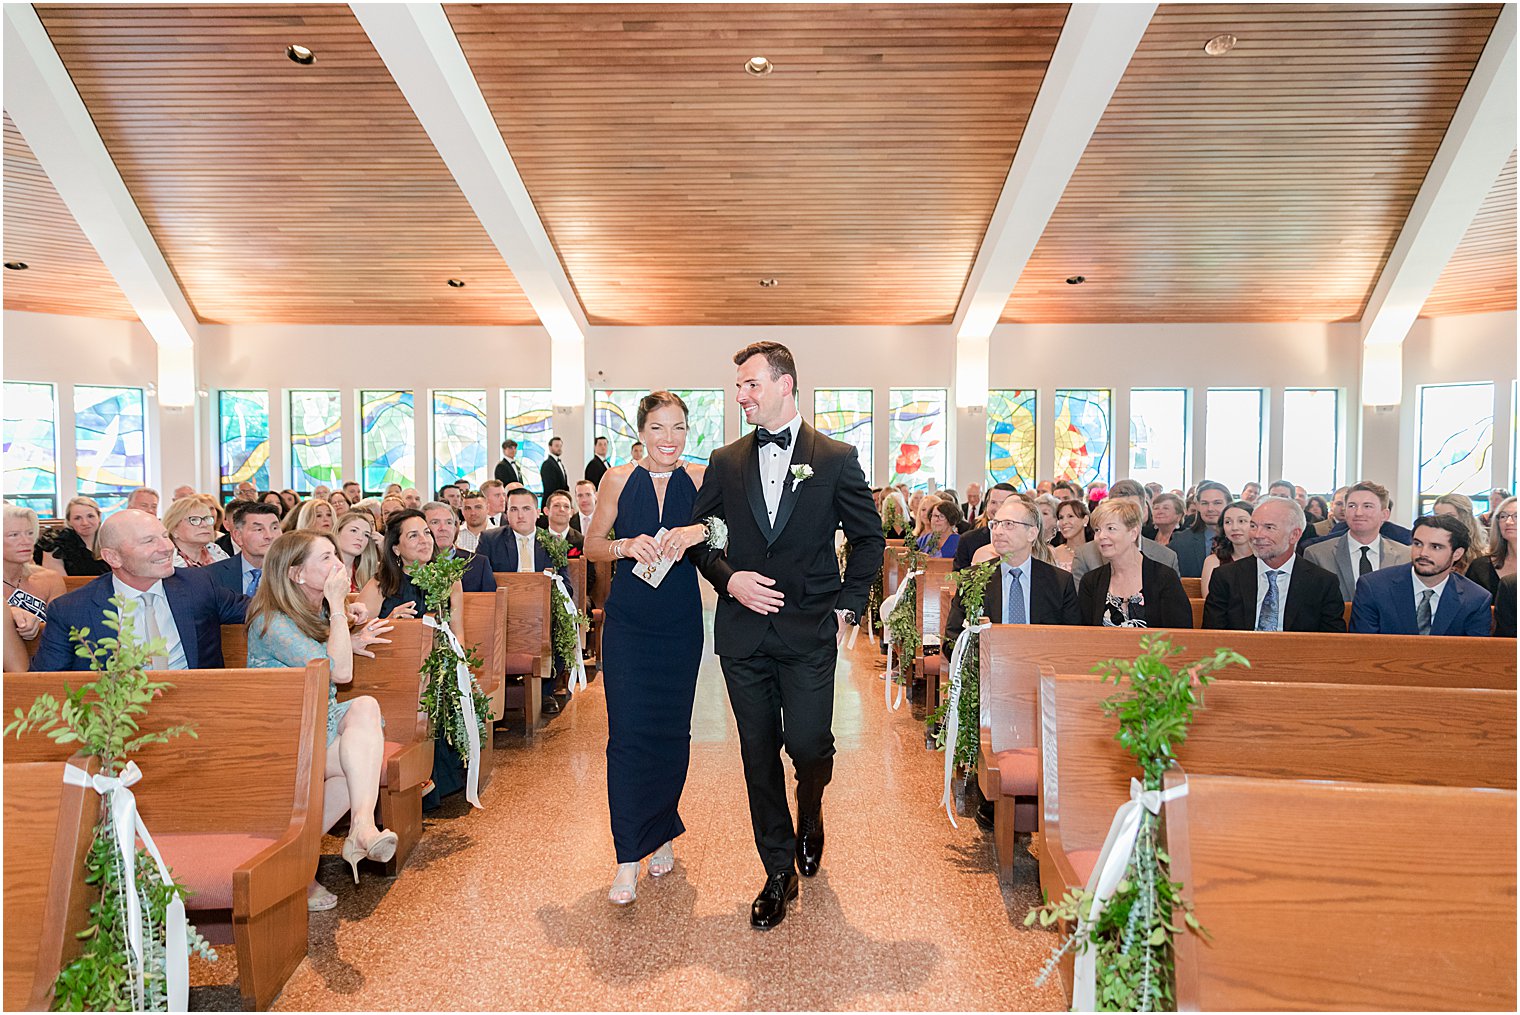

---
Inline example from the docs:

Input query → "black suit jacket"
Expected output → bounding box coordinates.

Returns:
[945,557,1080,641]
[1494,574,1516,638]
[953,526,992,572]
[1078,555,1193,628]
[689,422,884,658]
[1202,555,1346,632]
[539,456,569,498]
[585,456,608,489]
[494,457,521,487]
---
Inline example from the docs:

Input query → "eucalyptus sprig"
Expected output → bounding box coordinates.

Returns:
[926,558,998,768]
[884,542,928,685]
[409,555,490,753]
[408,553,472,615]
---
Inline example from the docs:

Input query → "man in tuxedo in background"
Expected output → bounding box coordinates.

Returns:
[960,482,982,525]
[946,496,1079,640]
[1349,515,1492,636]
[494,440,523,487]
[206,501,281,597]
[1203,496,1345,632]
[1303,481,1410,600]
[585,436,610,490]
[540,436,570,499]
[480,480,507,527]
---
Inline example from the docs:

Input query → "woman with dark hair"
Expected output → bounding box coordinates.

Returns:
[1199,500,1254,593]
[1050,499,1091,572]
[1304,495,1330,526]
[584,391,710,906]
[279,489,300,512]
[259,490,287,518]
[916,500,962,558]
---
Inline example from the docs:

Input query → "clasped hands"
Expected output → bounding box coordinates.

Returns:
[619,524,707,565]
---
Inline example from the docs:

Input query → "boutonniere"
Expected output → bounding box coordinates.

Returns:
[790,463,814,492]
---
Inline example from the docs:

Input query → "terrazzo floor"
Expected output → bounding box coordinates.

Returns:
[190,601,1065,1011]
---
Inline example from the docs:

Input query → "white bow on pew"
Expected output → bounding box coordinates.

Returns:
[879,568,924,711]
[422,616,484,809]
[546,571,588,692]
[939,619,990,828]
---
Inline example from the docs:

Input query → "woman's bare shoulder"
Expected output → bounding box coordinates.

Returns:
[685,463,707,487]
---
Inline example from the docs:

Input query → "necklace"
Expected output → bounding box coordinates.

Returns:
[642,462,683,479]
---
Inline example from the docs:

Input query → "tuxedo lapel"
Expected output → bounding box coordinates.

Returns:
[1238,562,1258,629]
[768,423,816,545]
[741,431,771,539]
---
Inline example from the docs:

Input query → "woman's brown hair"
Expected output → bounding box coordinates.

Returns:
[246,530,339,643]
[636,390,689,430]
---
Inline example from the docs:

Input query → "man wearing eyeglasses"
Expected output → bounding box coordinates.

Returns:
[946,497,1080,641]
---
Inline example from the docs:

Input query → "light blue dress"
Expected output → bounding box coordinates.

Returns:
[246,611,350,746]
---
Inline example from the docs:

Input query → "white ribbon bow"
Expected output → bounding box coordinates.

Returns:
[546,571,588,692]
[62,760,189,1012]
[422,616,483,809]
[879,569,924,711]
[939,619,990,828]
[1071,777,1190,1012]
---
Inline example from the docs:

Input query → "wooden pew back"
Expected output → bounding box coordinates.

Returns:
[1165,772,1516,1011]
[61,575,96,594]
[343,619,430,729]
[494,573,552,678]
[914,558,955,640]
[461,589,508,695]
[567,559,588,614]
[1180,576,1202,598]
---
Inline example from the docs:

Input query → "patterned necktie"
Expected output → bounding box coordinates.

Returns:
[1358,546,1373,578]
[1257,570,1282,632]
[139,591,171,670]
[247,567,262,595]
[1005,567,1026,625]
[1417,589,1434,636]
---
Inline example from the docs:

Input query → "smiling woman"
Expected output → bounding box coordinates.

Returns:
[164,494,229,568]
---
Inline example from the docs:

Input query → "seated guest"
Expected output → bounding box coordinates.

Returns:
[1432,493,1488,576]
[1036,480,1055,497]
[293,498,337,534]
[1493,573,1516,638]
[164,495,230,568]
[278,489,299,512]
[910,496,933,544]
[1167,480,1230,578]
[214,500,238,557]
[881,489,912,540]
[916,500,962,558]
[313,485,333,502]
[479,480,508,527]
[1078,498,1191,629]
[1034,494,1061,543]
[1199,500,1254,594]
[385,483,403,499]
[1350,515,1492,637]
[353,497,384,530]
[5,505,66,645]
[1465,495,1516,595]
[342,481,362,505]
[37,496,110,576]
[328,489,352,515]
[572,480,597,535]
[171,484,197,501]
[126,487,160,517]
[1049,499,1091,573]
[1149,493,1185,547]
[1299,487,1413,550]
[946,497,1079,640]
[231,480,257,503]
[259,490,288,519]
[1071,480,1179,585]
[399,488,423,512]
[334,510,382,593]
[1266,479,1296,501]
[1303,482,1410,601]
[206,501,283,597]
[1302,486,1349,544]
[456,491,490,552]
[1240,481,1261,504]
[1143,482,1163,501]
[31,509,249,671]
[541,490,585,555]
[379,496,407,526]
[952,483,1015,570]
[423,501,496,593]
[1203,496,1344,632]
[245,530,396,908]
[1304,495,1329,526]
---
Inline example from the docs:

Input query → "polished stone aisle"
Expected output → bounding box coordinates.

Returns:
[191,604,1064,1011]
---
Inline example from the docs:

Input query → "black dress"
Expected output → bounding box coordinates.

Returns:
[35,528,110,576]
[601,466,704,863]
[384,573,467,810]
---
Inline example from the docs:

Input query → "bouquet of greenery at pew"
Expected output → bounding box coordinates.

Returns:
[6,597,217,1012]
[410,556,490,753]
[884,541,927,687]
[1026,635,1246,1013]
[536,528,589,671]
[927,558,998,769]
[881,496,905,538]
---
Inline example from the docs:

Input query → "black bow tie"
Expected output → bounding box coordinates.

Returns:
[757,427,792,449]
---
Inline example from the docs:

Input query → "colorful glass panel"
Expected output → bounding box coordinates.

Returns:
[432,389,487,493]
[289,390,342,493]
[594,389,725,466]
[503,389,553,494]
[360,389,415,495]
[1418,382,1493,511]
[888,388,946,491]
[4,381,58,516]
[218,389,270,500]
[987,389,1037,491]
[1053,389,1112,487]
[74,385,145,513]
[814,389,873,481]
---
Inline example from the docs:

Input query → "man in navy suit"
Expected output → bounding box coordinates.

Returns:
[1350,514,1493,636]
[205,501,283,597]
[31,509,249,671]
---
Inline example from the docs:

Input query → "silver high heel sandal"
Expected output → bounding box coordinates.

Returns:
[342,828,399,884]
[609,861,639,905]
[648,841,675,878]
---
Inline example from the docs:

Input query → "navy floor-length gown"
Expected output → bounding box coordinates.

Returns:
[602,465,705,863]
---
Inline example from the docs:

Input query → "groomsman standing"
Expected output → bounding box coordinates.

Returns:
[540,436,570,498]
[585,436,610,489]
[494,440,523,487]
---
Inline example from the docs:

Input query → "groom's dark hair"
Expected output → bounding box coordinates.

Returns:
[734,341,798,395]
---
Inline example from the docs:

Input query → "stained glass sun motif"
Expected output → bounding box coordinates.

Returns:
[987,389,1036,490]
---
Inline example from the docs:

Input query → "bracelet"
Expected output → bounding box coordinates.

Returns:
[614,538,626,559]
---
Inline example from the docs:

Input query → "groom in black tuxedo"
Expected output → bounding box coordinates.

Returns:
[689,341,884,929]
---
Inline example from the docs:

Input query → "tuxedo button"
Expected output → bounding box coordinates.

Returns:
[766,551,773,559]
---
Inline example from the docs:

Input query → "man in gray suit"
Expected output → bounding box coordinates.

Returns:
[1303,480,1410,601]
[1071,479,1178,585]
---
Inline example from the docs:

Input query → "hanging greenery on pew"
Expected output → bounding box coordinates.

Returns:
[411,556,489,753]
[536,529,589,670]
[926,558,998,769]
[881,497,905,538]
[884,542,927,686]
[6,597,217,1012]
[1026,634,1246,1012]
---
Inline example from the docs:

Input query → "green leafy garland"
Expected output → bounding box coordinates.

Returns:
[411,555,489,753]
[6,597,217,1011]
[881,497,905,538]
[926,558,998,769]
[884,542,927,685]
[535,529,588,672]
[1026,634,1247,1012]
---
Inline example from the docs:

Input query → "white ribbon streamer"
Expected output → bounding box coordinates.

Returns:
[1071,777,1190,1012]
[546,571,588,692]
[939,619,990,828]
[422,616,483,809]
[878,569,924,712]
[62,760,189,1012]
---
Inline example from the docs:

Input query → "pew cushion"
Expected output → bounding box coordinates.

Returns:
[1068,847,1100,886]
[503,652,535,676]
[992,748,1038,797]
[155,833,277,911]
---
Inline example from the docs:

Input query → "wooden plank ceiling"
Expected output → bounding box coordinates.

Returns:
[1422,149,1516,317]
[1001,3,1505,324]
[2,111,137,320]
[29,3,539,325]
[445,3,1069,326]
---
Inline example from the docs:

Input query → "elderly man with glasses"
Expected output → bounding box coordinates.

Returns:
[946,496,1080,641]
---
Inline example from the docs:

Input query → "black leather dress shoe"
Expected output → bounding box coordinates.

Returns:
[540,695,561,716]
[750,870,799,930]
[796,811,824,878]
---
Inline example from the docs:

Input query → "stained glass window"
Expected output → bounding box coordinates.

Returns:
[1282,388,1339,495]
[3,381,58,516]
[1129,389,1188,492]
[888,388,946,491]
[595,389,725,466]
[360,389,415,495]
[289,390,342,494]
[1205,388,1264,496]
[432,389,487,494]
[218,390,270,501]
[987,389,1037,491]
[74,385,146,513]
[503,389,553,494]
[814,389,873,481]
[1417,382,1493,512]
[1054,389,1112,487]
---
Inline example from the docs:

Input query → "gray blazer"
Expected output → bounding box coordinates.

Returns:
[1071,536,1179,586]
[1303,535,1411,601]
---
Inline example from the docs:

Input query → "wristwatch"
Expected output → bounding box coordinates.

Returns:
[840,609,859,627]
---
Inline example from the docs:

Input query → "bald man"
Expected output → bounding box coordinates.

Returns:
[30,509,249,671]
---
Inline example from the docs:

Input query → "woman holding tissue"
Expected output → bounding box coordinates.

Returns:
[585,391,712,906]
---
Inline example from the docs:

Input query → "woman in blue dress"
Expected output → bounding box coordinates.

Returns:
[585,392,712,905]
[246,530,396,910]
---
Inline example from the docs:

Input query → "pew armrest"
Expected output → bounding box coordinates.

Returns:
[386,738,435,793]
[235,829,316,919]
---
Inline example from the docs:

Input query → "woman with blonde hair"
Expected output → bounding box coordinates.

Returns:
[289,497,337,534]
[164,495,229,568]
[5,504,66,645]
[333,510,382,593]
[38,495,110,576]
[1432,493,1488,575]
[1465,495,1516,595]
[245,530,395,908]
[1077,497,1191,628]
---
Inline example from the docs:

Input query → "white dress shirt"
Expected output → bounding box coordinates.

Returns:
[757,413,803,524]
[1413,572,1450,620]
[577,511,595,535]
[456,527,482,553]
[515,530,538,573]
[1253,553,1297,631]
[112,575,188,669]
[1000,557,1033,625]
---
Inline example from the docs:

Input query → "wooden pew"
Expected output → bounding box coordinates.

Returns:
[461,590,506,787]
[1180,576,1202,598]
[1188,596,1355,630]
[1163,771,1516,1011]
[493,573,552,730]
[4,664,330,1011]
[59,575,98,594]
[912,559,955,709]
[4,758,98,1012]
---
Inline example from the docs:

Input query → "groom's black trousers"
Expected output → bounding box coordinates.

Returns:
[721,624,837,875]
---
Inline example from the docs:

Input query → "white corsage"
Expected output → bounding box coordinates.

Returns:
[790,463,814,492]
[702,516,729,549]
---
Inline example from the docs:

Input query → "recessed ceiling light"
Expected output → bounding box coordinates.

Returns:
[758,278,779,288]
[447,278,466,288]
[744,56,774,77]
[1066,275,1086,285]
[286,44,315,65]
[3,261,28,271]
[1203,34,1237,56]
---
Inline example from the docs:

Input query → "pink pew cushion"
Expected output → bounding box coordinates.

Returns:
[1068,847,1101,886]
[992,748,1038,797]
[154,833,278,910]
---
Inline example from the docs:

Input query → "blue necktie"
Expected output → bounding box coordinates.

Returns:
[1005,567,1027,625]
[247,567,262,595]
[1257,569,1281,632]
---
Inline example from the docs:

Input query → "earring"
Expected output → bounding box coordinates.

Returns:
[296,578,304,584]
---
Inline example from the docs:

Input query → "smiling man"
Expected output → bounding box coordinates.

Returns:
[1304,481,1410,600]
[1201,495,1344,632]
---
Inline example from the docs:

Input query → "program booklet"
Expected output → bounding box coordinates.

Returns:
[632,527,677,589]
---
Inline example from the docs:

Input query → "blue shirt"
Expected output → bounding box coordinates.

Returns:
[1000,557,1032,624]
[239,555,262,596]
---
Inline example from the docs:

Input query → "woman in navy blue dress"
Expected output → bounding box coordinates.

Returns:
[585,392,711,905]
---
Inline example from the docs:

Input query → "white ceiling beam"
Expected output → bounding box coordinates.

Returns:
[953,3,1156,341]
[1360,3,1516,349]
[4,3,200,404]
[351,2,589,405]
